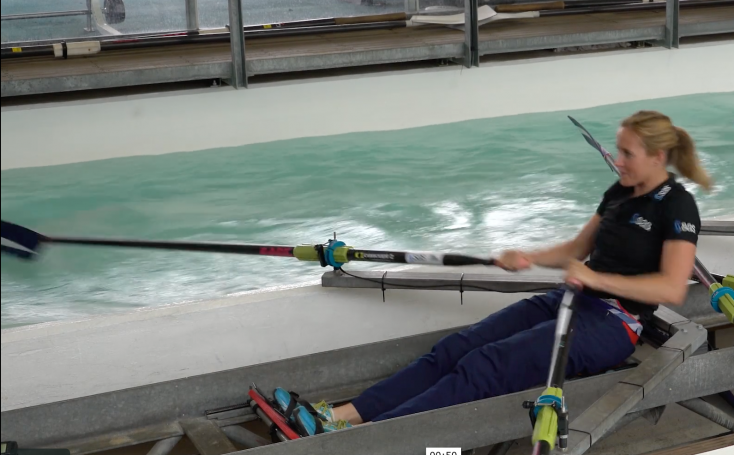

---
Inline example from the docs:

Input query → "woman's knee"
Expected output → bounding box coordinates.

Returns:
[424,331,473,370]
[451,335,551,398]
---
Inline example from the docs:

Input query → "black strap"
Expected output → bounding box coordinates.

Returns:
[381,270,387,302]
[459,272,465,305]
[282,393,298,420]
[315,245,327,267]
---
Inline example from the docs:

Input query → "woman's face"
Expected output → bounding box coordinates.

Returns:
[614,126,665,187]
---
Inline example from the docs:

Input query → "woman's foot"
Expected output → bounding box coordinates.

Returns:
[271,388,353,436]
[311,400,337,422]
[293,405,353,435]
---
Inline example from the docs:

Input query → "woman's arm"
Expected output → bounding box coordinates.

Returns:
[568,240,697,306]
[525,214,601,269]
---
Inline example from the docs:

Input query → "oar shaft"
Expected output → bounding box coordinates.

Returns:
[547,288,577,389]
[39,236,496,267]
[47,237,297,257]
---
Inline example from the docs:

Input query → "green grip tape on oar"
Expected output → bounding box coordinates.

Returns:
[710,275,734,323]
[531,386,563,449]
[293,245,323,262]
[293,243,353,266]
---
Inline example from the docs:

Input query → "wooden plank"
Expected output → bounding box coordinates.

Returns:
[179,418,237,455]
[641,433,734,455]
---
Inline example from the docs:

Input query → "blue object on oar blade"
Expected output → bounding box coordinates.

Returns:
[1,220,44,259]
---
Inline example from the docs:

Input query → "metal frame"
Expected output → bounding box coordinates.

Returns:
[186,0,200,32]
[0,1,94,33]
[226,0,247,89]
[2,272,731,454]
[2,3,733,96]
[666,0,681,48]
[700,220,734,236]
[1,10,92,21]
[3,336,729,455]
[464,0,480,68]
[564,309,708,454]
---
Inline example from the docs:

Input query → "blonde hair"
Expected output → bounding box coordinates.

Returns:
[621,110,712,191]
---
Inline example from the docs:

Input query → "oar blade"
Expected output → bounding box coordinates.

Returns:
[568,116,605,153]
[568,116,617,173]
[1,220,44,259]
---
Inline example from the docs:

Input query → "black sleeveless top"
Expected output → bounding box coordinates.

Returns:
[585,173,701,319]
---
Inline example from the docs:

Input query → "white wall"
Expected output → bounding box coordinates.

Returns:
[2,41,733,170]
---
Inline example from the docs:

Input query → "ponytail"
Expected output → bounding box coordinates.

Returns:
[670,126,712,191]
[621,110,713,192]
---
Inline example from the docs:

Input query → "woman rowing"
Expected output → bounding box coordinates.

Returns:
[273,110,711,435]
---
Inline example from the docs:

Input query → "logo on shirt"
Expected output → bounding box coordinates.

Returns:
[629,213,652,231]
[654,185,671,201]
[674,220,696,234]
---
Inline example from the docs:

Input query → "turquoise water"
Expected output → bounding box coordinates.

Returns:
[2,92,733,329]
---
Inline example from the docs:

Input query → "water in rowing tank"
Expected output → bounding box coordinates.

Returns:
[2,93,733,329]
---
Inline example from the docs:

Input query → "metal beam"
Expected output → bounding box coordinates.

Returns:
[146,436,182,455]
[1,10,90,20]
[1,63,230,98]
[226,0,247,88]
[666,0,681,48]
[186,0,200,32]
[677,398,734,430]
[321,270,563,293]
[85,0,93,32]
[179,418,237,455]
[246,43,464,76]
[321,271,725,306]
[478,26,664,56]
[47,422,184,455]
[220,426,270,449]
[679,17,734,36]
[464,0,480,67]
[404,0,419,15]
[564,318,708,455]
[700,220,734,236]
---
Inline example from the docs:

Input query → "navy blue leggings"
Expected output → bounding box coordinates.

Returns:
[350,289,637,422]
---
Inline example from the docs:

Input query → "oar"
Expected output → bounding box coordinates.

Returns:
[0,220,497,268]
[526,284,580,455]
[567,116,734,322]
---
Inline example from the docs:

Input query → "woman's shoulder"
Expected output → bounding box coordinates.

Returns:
[659,181,701,237]
[663,180,699,208]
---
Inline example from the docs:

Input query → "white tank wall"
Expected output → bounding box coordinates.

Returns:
[2,41,734,170]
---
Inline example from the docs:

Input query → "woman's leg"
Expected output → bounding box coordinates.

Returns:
[343,289,565,424]
[369,296,636,422]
